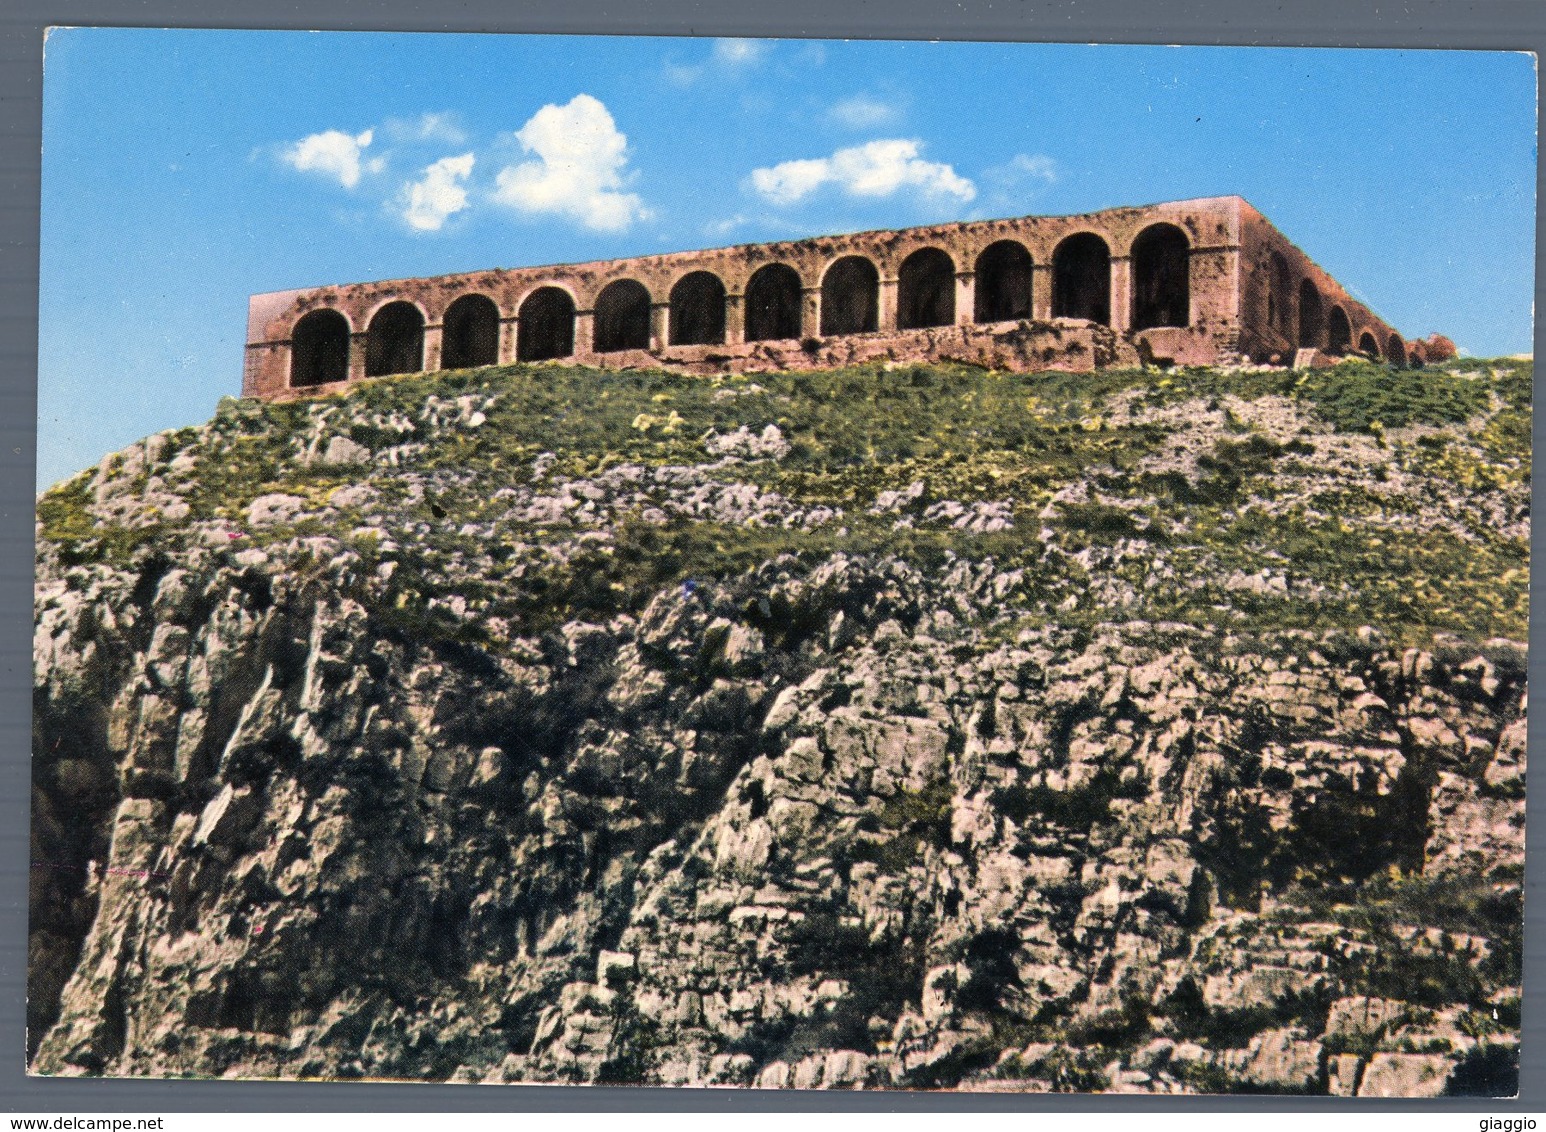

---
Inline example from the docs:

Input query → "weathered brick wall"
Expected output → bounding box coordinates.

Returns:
[1238,201,1411,365]
[243,196,1420,401]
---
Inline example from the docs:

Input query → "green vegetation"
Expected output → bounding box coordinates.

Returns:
[732,911,927,1064]
[1315,871,1526,999]
[36,356,1529,646]
[991,763,1150,830]
[850,780,954,872]
[1446,1043,1521,1097]
[1163,975,1330,1052]
[1290,362,1492,433]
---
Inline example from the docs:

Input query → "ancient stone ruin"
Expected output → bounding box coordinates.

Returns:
[243,195,1424,402]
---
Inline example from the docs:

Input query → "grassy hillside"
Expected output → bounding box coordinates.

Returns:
[39,356,1531,648]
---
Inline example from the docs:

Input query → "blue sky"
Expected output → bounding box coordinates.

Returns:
[37,29,1537,489]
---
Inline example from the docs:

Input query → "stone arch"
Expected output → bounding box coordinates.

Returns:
[1269,251,1292,336]
[1358,331,1381,359]
[820,256,879,336]
[517,286,576,362]
[290,308,351,388]
[1387,334,1407,368]
[594,279,652,353]
[1327,306,1352,355]
[365,300,425,377]
[669,271,726,346]
[1298,279,1323,350]
[1130,223,1191,330]
[1051,233,1111,324]
[440,293,500,370]
[974,240,1034,323]
[1408,344,1425,368]
[897,247,956,330]
[744,263,803,342]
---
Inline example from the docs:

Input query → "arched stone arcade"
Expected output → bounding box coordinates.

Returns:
[897,248,956,330]
[290,308,351,388]
[1130,223,1190,330]
[365,301,425,378]
[1268,251,1292,338]
[1298,280,1323,350]
[974,241,1034,324]
[821,256,879,337]
[745,263,803,342]
[441,294,500,370]
[1051,233,1110,324]
[248,198,1422,401]
[669,272,726,346]
[594,280,652,353]
[1387,335,1407,368]
[1327,306,1352,355]
[517,287,576,362]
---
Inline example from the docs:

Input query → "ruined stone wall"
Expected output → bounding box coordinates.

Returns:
[243,196,1417,401]
[1238,201,1412,365]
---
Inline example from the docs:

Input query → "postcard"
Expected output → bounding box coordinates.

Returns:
[30,29,1533,1094]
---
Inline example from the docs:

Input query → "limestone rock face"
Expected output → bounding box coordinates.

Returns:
[28,366,1527,1093]
[1358,1053,1455,1098]
[30,548,1525,1090]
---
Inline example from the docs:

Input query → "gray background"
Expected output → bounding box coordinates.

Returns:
[0,0,1541,1112]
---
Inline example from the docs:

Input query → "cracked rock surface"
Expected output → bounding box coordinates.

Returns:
[31,359,1526,1092]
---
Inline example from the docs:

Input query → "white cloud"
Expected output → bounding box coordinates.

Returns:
[828,94,901,129]
[491,94,650,232]
[751,157,829,205]
[1001,153,1059,185]
[400,153,475,232]
[749,139,975,206]
[702,212,810,241]
[665,38,771,86]
[282,128,377,189]
[664,62,704,87]
[384,112,467,146]
[981,153,1061,212]
[714,38,769,67]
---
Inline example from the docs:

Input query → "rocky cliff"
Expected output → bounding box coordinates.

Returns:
[30,357,1528,1092]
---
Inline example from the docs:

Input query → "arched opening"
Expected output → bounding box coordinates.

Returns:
[1269,251,1292,336]
[820,256,879,336]
[441,294,500,370]
[1131,223,1191,330]
[669,272,726,345]
[1358,331,1381,359]
[365,301,425,377]
[974,241,1034,323]
[594,280,651,353]
[1052,233,1111,324]
[517,287,576,362]
[1408,345,1425,369]
[1327,306,1352,355]
[290,308,350,388]
[744,264,803,342]
[1297,280,1323,350]
[897,247,955,330]
[1387,335,1407,368]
